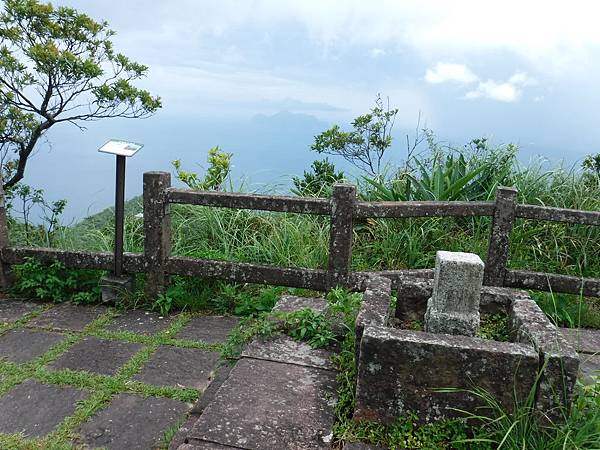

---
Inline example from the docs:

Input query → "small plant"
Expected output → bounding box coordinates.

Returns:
[153,293,174,316]
[291,158,345,197]
[172,146,232,191]
[13,257,101,303]
[478,313,510,341]
[281,308,336,348]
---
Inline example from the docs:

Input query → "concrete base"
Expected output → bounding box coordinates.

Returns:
[100,274,134,304]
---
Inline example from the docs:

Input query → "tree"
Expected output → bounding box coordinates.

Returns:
[291,158,345,197]
[0,0,161,190]
[311,94,398,175]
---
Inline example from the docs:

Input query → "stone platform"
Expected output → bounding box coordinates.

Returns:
[0,298,239,449]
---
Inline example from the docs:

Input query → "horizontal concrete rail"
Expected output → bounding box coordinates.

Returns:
[515,204,600,226]
[1,247,146,273]
[165,256,328,290]
[353,201,494,219]
[505,269,600,297]
[167,189,332,215]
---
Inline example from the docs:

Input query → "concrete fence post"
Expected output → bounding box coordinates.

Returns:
[0,178,13,289]
[327,183,356,289]
[484,186,518,286]
[143,171,171,300]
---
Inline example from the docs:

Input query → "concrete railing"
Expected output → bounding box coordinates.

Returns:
[1,171,599,298]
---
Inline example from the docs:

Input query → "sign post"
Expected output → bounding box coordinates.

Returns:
[98,140,143,303]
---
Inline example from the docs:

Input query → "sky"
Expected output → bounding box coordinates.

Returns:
[20,0,600,221]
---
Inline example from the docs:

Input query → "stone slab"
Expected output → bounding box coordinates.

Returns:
[0,298,43,323]
[354,326,539,424]
[48,336,142,375]
[578,353,600,385]
[178,441,245,449]
[0,328,65,363]
[104,309,173,336]
[176,316,239,344]
[242,334,335,371]
[344,444,389,450]
[133,346,219,389]
[559,328,600,355]
[75,393,189,450]
[190,358,337,449]
[272,295,327,313]
[0,379,88,437]
[28,303,107,331]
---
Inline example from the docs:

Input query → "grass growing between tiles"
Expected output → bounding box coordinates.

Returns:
[0,304,232,449]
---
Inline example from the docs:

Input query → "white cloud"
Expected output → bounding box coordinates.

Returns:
[425,63,478,84]
[465,72,534,102]
[370,48,386,58]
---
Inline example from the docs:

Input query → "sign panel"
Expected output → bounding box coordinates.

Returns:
[98,139,143,157]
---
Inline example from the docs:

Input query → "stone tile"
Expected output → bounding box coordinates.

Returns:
[48,336,142,376]
[344,444,389,450]
[0,328,65,363]
[579,353,600,385]
[179,440,246,449]
[560,328,600,354]
[133,346,219,390]
[176,316,239,344]
[28,302,107,331]
[0,298,44,323]
[75,393,189,450]
[0,379,88,437]
[190,358,337,450]
[272,295,327,313]
[104,309,172,336]
[242,334,335,371]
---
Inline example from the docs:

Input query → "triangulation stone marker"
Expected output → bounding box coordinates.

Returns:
[424,251,484,336]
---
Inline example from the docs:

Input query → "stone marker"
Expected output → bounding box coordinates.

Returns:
[424,251,484,336]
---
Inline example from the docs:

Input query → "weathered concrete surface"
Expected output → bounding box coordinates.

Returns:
[189,358,337,449]
[48,336,142,375]
[272,295,328,314]
[484,186,517,286]
[0,328,64,363]
[511,299,579,417]
[578,354,600,385]
[176,316,239,344]
[0,379,88,437]
[105,309,173,336]
[424,251,484,337]
[178,441,245,449]
[0,298,43,323]
[100,274,134,304]
[355,276,391,361]
[343,444,389,450]
[242,334,335,371]
[75,393,189,450]
[327,184,356,288]
[133,346,219,389]
[354,326,539,424]
[559,328,600,355]
[28,303,107,331]
[170,363,237,450]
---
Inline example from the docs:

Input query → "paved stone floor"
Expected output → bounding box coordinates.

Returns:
[0,297,238,449]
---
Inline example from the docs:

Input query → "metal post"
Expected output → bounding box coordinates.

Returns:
[114,155,126,277]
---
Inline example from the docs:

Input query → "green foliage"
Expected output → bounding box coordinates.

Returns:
[456,380,600,449]
[291,158,345,197]
[13,257,100,303]
[172,146,232,191]
[362,137,517,201]
[312,94,398,175]
[281,308,335,348]
[0,0,161,188]
[583,153,600,176]
[532,291,600,329]
[478,313,510,341]
[153,293,174,316]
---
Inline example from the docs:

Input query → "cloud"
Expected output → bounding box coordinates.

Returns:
[465,72,534,102]
[370,48,386,58]
[425,63,478,84]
